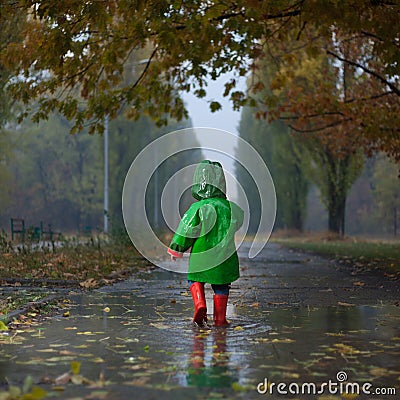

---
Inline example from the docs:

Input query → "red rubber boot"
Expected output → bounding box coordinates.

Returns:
[213,294,230,327]
[190,282,207,325]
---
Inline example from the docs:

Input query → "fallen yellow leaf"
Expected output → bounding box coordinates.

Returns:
[334,343,360,355]
[90,357,105,363]
[282,372,300,379]
[80,278,99,288]
[29,386,47,399]
[271,338,295,343]
[234,326,244,331]
[0,321,8,331]
[70,361,81,375]
[342,393,359,399]
[71,375,88,385]
[232,382,246,392]
[369,367,387,377]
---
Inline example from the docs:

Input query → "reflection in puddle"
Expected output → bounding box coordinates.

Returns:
[186,329,232,388]
[0,290,399,398]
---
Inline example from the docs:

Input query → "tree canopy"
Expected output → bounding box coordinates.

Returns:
[1,1,399,158]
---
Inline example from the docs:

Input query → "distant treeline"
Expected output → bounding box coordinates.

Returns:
[0,112,202,236]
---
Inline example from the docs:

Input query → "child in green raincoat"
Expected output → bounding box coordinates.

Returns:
[168,160,244,326]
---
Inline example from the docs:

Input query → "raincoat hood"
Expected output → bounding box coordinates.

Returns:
[192,160,227,200]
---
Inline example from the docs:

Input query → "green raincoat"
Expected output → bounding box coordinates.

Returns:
[168,160,244,285]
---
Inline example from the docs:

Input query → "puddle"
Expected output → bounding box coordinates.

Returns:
[0,288,399,399]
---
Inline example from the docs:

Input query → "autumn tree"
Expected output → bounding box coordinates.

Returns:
[236,106,271,233]
[0,6,25,125]
[301,135,364,235]
[371,155,400,236]
[0,10,26,213]
[272,122,309,231]
[0,131,12,212]
[0,1,398,161]
[257,24,400,159]
[248,11,388,234]
[237,107,309,232]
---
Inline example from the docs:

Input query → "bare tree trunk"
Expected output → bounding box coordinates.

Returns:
[326,154,350,236]
[328,193,346,235]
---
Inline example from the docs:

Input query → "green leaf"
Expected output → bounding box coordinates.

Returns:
[9,386,21,398]
[22,375,34,394]
[209,101,222,112]
[194,88,207,98]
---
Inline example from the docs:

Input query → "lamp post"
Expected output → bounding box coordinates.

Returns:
[104,113,109,234]
[153,142,159,229]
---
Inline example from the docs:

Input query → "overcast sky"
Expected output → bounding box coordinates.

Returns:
[181,73,246,200]
[182,74,244,136]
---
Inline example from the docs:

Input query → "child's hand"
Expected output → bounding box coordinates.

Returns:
[170,255,177,262]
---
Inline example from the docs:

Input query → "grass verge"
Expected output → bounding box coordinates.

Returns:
[0,238,152,319]
[272,233,400,270]
[1,240,148,284]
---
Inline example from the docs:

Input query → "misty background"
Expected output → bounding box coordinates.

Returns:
[0,72,399,239]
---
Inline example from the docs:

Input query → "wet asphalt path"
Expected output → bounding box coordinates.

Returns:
[0,242,399,399]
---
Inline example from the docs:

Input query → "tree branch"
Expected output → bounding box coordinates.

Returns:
[344,90,394,103]
[361,30,400,48]
[129,45,158,91]
[326,50,400,96]
[289,118,352,133]
[296,21,307,40]
[170,4,302,31]
[280,111,345,120]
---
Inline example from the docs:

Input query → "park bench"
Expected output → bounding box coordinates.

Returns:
[40,221,62,241]
[10,218,62,242]
[10,218,25,241]
[83,225,92,235]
